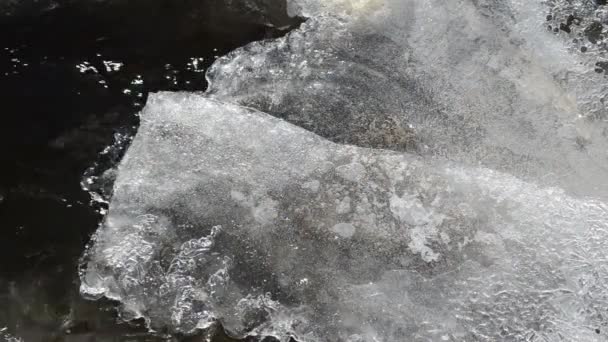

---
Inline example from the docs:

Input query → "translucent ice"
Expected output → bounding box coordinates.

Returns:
[82,93,608,341]
[81,0,608,341]
[207,0,608,197]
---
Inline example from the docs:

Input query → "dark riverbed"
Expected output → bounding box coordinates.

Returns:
[0,1,297,340]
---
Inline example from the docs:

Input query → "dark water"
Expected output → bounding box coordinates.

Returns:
[0,2,298,340]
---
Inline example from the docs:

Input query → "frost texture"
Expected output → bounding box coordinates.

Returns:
[82,0,608,341]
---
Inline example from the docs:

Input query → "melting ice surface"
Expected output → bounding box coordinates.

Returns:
[81,0,608,341]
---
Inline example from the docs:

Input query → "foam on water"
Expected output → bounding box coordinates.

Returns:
[81,0,608,341]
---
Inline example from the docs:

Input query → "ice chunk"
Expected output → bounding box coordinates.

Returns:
[207,0,608,197]
[82,93,608,341]
[82,0,608,340]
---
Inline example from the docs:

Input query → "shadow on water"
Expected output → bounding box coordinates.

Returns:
[0,1,301,340]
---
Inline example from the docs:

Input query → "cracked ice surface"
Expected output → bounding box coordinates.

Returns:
[81,0,608,341]
[82,93,608,341]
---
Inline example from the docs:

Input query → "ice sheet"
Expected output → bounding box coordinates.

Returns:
[82,93,608,341]
[81,0,608,340]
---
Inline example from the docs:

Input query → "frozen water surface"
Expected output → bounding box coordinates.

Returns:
[81,0,608,341]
